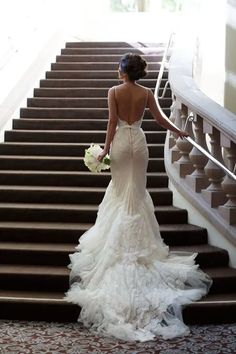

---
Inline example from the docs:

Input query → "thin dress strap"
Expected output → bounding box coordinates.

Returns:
[114,85,117,101]
[145,88,149,107]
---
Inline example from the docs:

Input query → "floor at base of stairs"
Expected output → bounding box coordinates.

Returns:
[0,320,235,354]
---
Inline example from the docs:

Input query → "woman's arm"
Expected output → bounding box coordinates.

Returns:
[147,89,188,139]
[97,86,118,161]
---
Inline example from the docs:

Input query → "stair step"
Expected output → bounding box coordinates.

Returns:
[5,130,166,144]
[0,222,207,246]
[33,87,171,98]
[0,289,235,323]
[34,87,111,97]
[12,118,165,131]
[0,185,171,205]
[171,244,229,268]
[0,243,228,268]
[0,155,164,172]
[0,171,168,187]
[65,42,164,49]
[56,54,163,63]
[40,78,162,88]
[0,143,165,157]
[20,107,170,119]
[51,62,161,71]
[0,203,186,224]
[61,47,165,55]
[45,70,162,80]
[183,292,236,325]
[0,264,67,292]
[27,97,171,108]
[66,41,135,48]
[205,267,236,294]
[0,264,235,294]
[0,290,79,322]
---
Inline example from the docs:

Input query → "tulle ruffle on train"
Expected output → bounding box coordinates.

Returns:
[64,180,212,342]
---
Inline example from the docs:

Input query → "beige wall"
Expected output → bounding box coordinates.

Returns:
[192,0,226,108]
[192,0,236,114]
[192,0,236,115]
[224,0,236,114]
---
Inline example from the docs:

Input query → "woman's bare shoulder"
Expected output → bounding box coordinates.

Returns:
[136,83,152,93]
[108,84,123,93]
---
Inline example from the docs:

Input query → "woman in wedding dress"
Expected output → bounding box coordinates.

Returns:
[64,53,212,342]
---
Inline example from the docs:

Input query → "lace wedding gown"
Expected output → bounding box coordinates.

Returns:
[64,116,212,342]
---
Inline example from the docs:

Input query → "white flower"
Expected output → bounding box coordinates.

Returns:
[84,144,110,173]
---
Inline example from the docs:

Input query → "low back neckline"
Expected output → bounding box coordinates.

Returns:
[114,85,148,126]
[118,117,142,126]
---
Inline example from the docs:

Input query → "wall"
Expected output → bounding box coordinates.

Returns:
[224,0,236,114]
[191,0,236,115]
[191,0,226,108]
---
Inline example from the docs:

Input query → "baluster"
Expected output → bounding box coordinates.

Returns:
[186,114,209,192]
[201,124,226,207]
[174,104,194,177]
[219,139,236,225]
[170,99,182,162]
[168,96,178,149]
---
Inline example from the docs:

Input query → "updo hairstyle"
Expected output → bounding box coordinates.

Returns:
[119,53,147,81]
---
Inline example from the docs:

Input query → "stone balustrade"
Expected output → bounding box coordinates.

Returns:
[165,42,236,242]
[168,97,236,227]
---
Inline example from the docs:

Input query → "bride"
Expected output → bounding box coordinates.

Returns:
[64,53,212,342]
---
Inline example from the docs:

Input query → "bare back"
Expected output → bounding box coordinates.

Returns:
[114,83,148,125]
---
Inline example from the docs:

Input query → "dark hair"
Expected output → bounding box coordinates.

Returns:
[119,53,147,81]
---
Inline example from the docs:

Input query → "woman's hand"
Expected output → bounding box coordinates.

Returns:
[176,130,189,140]
[97,149,108,162]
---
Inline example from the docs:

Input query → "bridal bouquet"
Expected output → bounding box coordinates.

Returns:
[84,143,110,173]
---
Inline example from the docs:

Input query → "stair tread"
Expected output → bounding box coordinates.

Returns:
[14,118,161,123]
[171,244,227,254]
[203,267,236,277]
[0,142,164,147]
[0,242,225,254]
[41,77,160,81]
[0,242,75,251]
[29,97,169,100]
[0,221,92,230]
[0,170,166,176]
[6,129,165,133]
[0,290,235,303]
[0,289,64,299]
[0,221,205,232]
[53,61,163,64]
[0,185,167,192]
[21,107,168,112]
[0,264,68,275]
[0,155,163,160]
[0,264,235,278]
[0,202,180,211]
[47,70,161,73]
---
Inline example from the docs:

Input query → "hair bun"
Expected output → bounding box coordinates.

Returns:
[120,53,147,81]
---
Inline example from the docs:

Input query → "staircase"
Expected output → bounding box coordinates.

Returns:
[0,41,235,324]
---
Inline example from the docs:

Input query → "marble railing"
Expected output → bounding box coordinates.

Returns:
[160,41,236,243]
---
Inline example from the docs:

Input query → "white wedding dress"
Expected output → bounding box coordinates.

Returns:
[64,116,212,342]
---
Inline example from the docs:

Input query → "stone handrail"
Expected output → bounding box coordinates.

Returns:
[156,36,236,243]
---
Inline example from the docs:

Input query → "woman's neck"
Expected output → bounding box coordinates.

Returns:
[123,79,136,85]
